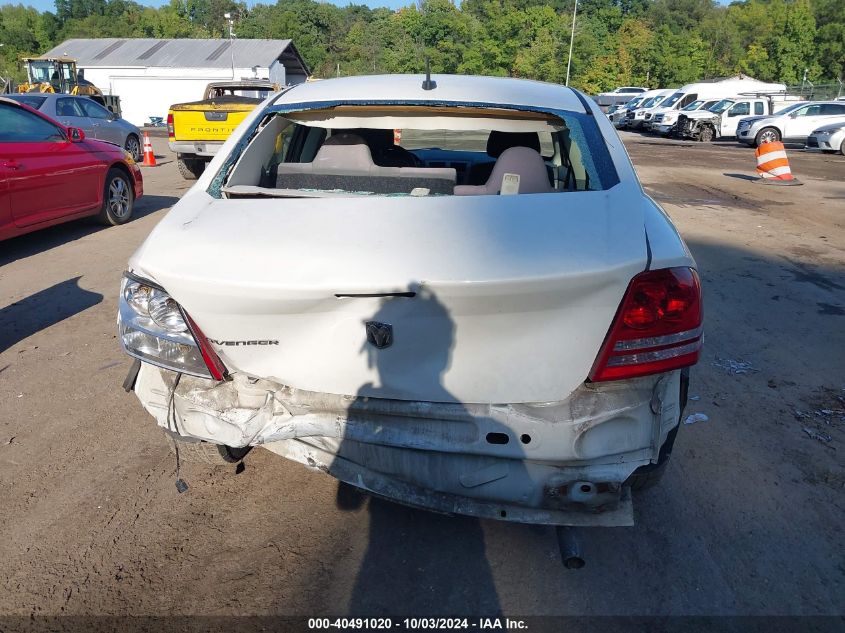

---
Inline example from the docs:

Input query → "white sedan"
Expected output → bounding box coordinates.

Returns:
[806,121,845,154]
[118,75,702,529]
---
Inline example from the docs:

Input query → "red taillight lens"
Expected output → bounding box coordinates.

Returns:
[589,267,702,382]
[183,312,228,381]
[166,113,175,139]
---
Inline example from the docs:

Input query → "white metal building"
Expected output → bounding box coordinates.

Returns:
[43,38,310,126]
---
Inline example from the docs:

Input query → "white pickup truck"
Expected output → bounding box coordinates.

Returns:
[677,98,776,141]
[651,98,720,135]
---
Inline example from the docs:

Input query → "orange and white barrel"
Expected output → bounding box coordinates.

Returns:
[755,141,793,180]
[393,129,402,145]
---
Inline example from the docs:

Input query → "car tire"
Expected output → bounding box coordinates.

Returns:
[755,126,781,146]
[840,139,845,155]
[335,481,367,511]
[165,433,252,465]
[699,125,715,143]
[125,134,142,162]
[626,423,679,491]
[97,168,134,226]
[177,158,205,180]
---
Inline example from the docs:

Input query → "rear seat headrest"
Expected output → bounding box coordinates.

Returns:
[454,146,554,196]
[313,133,375,174]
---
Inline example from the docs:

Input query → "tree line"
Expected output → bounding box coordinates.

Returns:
[1,0,842,94]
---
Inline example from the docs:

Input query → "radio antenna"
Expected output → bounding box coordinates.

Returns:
[422,58,436,91]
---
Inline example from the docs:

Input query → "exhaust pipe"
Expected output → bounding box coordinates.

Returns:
[556,526,585,569]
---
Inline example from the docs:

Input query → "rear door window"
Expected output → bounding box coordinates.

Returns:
[80,99,112,120]
[754,102,765,115]
[56,98,86,118]
[820,104,845,115]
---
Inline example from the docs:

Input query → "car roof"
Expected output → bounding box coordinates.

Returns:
[4,92,80,101]
[274,74,587,114]
[774,101,843,110]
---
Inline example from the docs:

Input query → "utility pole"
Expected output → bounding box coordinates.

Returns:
[224,12,236,79]
[565,0,578,87]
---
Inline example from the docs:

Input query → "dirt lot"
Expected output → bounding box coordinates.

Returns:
[1,133,843,627]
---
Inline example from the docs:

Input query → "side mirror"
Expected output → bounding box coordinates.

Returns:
[68,127,85,142]
[789,112,798,119]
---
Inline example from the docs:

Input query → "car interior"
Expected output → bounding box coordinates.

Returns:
[222,107,608,198]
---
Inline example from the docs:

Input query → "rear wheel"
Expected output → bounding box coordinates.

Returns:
[626,368,688,491]
[98,168,134,225]
[840,138,845,155]
[755,126,781,146]
[124,134,142,162]
[177,157,205,180]
[166,433,252,465]
[626,424,679,491]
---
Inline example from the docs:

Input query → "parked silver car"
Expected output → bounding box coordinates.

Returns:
[806,121,845,154]
[6,93,143,161]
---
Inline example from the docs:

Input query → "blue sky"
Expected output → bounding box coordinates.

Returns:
[2,0,415,11]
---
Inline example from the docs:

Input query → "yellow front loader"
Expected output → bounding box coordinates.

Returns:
[17,57,101,96]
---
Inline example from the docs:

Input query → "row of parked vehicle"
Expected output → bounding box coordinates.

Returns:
[0,96,143,241]
[605,80,845,154]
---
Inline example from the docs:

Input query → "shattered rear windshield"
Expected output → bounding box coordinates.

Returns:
[212,101,620,199]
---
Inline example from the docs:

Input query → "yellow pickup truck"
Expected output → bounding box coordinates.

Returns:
[167,80,278,179]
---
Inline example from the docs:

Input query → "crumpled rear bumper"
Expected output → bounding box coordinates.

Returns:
[134,364,683,526]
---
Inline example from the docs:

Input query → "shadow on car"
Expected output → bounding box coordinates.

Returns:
[0,276,103,353]
[0,195,178,267]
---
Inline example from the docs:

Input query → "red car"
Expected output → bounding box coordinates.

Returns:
[0,96,143,241]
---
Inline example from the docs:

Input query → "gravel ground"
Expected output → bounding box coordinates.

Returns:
[1,133,843,629]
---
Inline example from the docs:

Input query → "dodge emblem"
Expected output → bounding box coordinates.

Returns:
[365,321,393,349]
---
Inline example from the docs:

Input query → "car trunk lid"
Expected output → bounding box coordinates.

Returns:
[132,188,647,404]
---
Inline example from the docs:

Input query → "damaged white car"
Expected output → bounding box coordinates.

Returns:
[119,74,701,529]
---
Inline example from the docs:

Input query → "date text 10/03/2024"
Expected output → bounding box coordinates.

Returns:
[307,618,529,630]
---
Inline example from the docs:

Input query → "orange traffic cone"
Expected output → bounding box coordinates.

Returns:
[393,129,402,145]
[142,132,157,167]
[754,140,800,185]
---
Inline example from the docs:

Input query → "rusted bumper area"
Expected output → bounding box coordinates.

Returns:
[134,364,682,526]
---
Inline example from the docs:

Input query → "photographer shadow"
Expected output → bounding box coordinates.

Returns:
[335,287,504,616]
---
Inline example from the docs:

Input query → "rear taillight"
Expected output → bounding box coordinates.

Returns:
[166,113,174,138]
[589,267,702,382]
